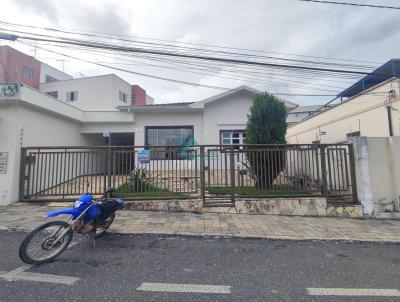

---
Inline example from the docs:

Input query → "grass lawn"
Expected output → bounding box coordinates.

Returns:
[116,182,186,199]
[206,185,313,197]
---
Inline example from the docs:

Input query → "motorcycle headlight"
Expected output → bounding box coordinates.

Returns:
[74,200,83,208]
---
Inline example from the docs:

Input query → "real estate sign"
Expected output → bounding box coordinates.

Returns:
[0,152,8,174]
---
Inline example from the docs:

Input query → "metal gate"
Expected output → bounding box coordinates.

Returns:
[19,144,358,204]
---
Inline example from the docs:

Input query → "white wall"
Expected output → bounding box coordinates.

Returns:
[40,63,73,83]
[39,74,132,111]
[203,90,254,145]
[132,110,204,146]
[286,79,400,144]
[352,137,400,217]
[0,101,96,205]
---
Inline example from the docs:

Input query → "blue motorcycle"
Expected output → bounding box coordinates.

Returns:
[19,188,123,265]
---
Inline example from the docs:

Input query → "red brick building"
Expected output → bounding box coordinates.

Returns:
[0,45,41,89]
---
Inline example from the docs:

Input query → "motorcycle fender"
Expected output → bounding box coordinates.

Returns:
[47,207,80,218]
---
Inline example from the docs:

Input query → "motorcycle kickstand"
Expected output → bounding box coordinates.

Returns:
[89,232,96,247]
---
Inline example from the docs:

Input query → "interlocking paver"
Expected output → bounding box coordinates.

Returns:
[1,204,400,242]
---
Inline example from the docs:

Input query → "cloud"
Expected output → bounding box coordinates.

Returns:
[12,0,131,35]
[4,0,400,106]
[13,0,60,23]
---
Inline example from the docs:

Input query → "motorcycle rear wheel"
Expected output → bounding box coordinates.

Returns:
[19,221,73,265]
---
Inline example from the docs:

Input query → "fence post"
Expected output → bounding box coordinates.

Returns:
[18,147,27,201]
[320,145,329,199]
[107,146,112,189]
[348,144,359,203]
[199,145,205,206]
[230,147,235,204]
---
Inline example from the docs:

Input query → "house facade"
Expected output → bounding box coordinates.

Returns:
[0,83,296,205]
[286,59,400,144]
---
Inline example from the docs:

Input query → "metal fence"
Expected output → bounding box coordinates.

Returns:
[19,144,358,205]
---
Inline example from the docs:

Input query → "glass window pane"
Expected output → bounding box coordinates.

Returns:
[147,129,158,145]
[232,132,240,138]
[222,131,230,139]
[158,128,170,145]
[170,129,181,145]
[181,128,193,145]
[232,139,240,144]
[222,138,230,144]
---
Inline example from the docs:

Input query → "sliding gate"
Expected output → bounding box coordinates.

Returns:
[19,144,358,203]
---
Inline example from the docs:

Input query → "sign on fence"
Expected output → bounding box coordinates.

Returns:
[138,149,151,164]
[0,152,8,174]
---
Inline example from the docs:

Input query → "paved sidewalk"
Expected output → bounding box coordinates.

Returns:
[1,204,400,243]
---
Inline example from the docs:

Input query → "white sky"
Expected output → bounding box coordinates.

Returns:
[0,0,398,105]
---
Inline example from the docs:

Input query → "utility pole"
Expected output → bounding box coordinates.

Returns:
[387,90,396,136]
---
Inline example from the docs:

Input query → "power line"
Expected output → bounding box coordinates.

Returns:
[7,33,379,76]
[18,41,349,97]
[298,0,400,10]
[0,19,381,66]
[20,41,392,99]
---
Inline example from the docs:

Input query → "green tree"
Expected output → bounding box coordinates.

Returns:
[245,93,287,188]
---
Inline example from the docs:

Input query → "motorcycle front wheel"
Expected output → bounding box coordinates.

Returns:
[19,221,73,265]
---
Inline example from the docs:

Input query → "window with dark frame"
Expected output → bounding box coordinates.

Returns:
[45,74,58,83]
[22,66,34,79]
[145,126,194,159]
[66,91,78,102]
[220,130,246,147]
[119,91,128,103]
[346,131,360,139]
[46,91,58,98]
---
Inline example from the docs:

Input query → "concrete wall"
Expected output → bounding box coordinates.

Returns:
[286,79,400,144]
[352,137,400,216]
[0,101,96,204]
[202,90,253,145]
[39,74,132,111]
[132,110,204,146]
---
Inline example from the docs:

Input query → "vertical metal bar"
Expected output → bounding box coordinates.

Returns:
[315,146,321,192]
[78,151,82,195]
[337,147,343,193]
[230,147,235,203]
[90,149,94,194]
[194,149,198,195]
[26,151,32,196]
[327,148,333,193]
[200,145,205,206]
[224,149,228,186]
[60,149,65,198]
[348,144,359,202]
[66,151,71,196]
[320,145,329,199]
[18,148,27,201]
[107,147,112,189]
[343,147,350,190]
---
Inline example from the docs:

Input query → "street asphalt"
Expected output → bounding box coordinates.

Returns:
[0,230,399,302]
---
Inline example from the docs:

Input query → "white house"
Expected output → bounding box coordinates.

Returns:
[39,74,133,111]
[0,83,296,204]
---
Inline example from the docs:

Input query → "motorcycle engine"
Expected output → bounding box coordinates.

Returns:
[78,223,94,234]
[73,218,94,234]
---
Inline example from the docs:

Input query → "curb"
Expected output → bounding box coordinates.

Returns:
[108,230,400,245]
[2,226,400,244]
